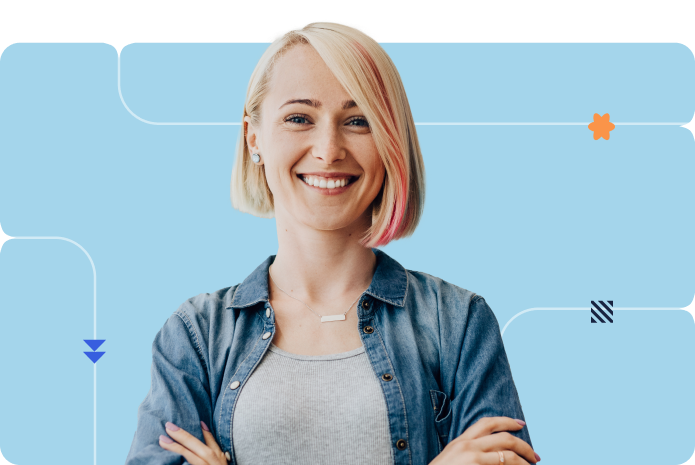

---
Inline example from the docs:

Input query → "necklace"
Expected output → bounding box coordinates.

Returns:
[268,267,367,323]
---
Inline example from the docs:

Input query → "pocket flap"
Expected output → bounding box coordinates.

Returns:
[429,389,452,439]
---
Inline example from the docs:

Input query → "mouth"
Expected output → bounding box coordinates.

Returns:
[296,173,360,194]
[296,173,359,189]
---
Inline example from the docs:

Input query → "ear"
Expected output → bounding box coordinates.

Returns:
[244,116,264,165]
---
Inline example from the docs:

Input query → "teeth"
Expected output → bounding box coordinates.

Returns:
[301,175,351,189]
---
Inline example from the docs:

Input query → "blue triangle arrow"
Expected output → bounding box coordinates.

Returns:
[85,351,105,363]
[84,339,105,351]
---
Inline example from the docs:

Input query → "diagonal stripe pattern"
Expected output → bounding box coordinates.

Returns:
[591,300,614,323]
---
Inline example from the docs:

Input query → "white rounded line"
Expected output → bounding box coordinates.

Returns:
[415,122,689,125]
[117,51,240,126]
[105,42,695,130]
[500,301,693,338]
[95,362,97,465]
[9,236,97,338]
[4,233,99,465]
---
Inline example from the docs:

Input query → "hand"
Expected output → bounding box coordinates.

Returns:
[429,417,540,465]
[159,420,228,465]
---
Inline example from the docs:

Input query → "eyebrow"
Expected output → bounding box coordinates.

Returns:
[278,98,357,111]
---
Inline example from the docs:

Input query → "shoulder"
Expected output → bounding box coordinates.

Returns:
[165,284,240,349]
[174,284,239,324]
[156,284,240,376]
[404,268,481,312]
[403,271,503,357]
[402,269,498,335]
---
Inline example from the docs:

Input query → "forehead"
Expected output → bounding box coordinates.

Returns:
[266,44,350,106]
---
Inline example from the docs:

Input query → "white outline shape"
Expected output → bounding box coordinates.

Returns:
[117,50,239,126]
[116,50,694,133]
[3,43,695,462]
[0,222,100,465]
[0,222,11,255]
[500,295,695,337]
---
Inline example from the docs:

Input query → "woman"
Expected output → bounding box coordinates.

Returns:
[125,22,540,465]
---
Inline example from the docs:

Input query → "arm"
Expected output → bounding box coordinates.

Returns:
[447,295,534,449]
[125,306,213,465]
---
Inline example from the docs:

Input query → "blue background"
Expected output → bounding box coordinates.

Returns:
[0,43,694,464]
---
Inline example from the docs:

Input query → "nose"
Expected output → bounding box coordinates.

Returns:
[311,122,347,164]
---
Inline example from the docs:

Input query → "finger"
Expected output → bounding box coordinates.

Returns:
[476,432,538,464]
[159,434,207,465]
[487,449,531,465]
[200,421,223,454]
[165,422,215,463]
[455,416,526,442]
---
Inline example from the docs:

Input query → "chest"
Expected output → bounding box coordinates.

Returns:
[268,296,364,355]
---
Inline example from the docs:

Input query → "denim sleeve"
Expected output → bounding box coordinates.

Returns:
[448,295,534,450]
[125,308,213,465]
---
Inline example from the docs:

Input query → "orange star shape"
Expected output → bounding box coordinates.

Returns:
[588,113,615,140]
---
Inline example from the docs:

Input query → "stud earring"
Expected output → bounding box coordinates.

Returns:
[251,153,261,163]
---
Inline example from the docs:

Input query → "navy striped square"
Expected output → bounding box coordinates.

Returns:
[591,300,614,323]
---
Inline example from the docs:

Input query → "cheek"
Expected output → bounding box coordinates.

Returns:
[259,163,282,198]
[263,158,301,198]
[357,140,382,172]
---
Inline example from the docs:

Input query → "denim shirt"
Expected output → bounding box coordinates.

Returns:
[125,248,533,465]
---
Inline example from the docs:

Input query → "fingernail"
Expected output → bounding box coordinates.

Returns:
[515,419,526,426]
[201,420,210,432]
[166,422,180,431]
[535,452,541,462]
[160,435,174,444]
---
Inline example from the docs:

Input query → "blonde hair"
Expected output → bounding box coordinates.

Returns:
[231,22,425,248]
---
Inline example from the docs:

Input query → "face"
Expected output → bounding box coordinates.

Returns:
[244,44,386,232]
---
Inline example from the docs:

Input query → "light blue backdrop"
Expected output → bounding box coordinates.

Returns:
[0,43,694,465]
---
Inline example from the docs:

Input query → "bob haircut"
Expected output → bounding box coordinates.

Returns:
[231,22,426,248]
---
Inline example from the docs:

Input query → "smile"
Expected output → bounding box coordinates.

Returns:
[297,174,358,195]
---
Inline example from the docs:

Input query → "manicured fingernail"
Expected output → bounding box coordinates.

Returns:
[515,419,526,425]
[160,434,174,444]
[201,420,210,432]
[166,422,180,431]
[535,452,541,462]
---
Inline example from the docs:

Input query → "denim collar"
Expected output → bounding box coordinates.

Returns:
[227,248,408,309]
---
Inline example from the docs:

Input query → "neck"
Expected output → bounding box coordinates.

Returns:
[269,205,377,306]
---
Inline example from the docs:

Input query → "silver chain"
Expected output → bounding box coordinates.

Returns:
[268,267,366,320]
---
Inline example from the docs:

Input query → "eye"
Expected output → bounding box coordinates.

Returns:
[284,114,310,125]
[347,117,369,127]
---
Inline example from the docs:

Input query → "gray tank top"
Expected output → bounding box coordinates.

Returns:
[232,341,394,465]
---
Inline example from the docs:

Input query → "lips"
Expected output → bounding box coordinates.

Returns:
[297,172,359,179]
[297,173,359,182]
[296,173,359,195]
[297,173,360,186]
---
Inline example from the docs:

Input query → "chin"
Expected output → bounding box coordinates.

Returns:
[301,213,354,232]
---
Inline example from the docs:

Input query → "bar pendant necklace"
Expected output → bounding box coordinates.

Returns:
[268,268,367,323]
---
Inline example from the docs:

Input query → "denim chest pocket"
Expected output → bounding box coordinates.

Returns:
[429,389,452,452]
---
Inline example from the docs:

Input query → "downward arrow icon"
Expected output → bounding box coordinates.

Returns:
[84,339,106,364]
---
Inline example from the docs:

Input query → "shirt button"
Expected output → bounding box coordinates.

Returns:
[381,373,393,381]
[262,331,272,340]
[396,439,408,450]
[225,451,231,461]
[363,325,374,334]
[266,308,271,318]
[362,300,370,309]
[230,381,240,390]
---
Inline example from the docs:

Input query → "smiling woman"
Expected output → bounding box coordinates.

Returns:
[231,24,425,248]
[125,22,539,465]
